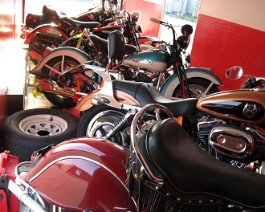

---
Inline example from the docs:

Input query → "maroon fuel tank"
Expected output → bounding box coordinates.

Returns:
[23,137,136,212]
[197,89,265,125]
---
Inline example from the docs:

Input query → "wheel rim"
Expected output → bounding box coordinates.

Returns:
[175,84,210,98]
[19,114,68,136]
[87,110,129,147]
[47,57,88,93]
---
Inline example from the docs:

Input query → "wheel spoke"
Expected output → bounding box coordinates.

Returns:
[44,63,61,76]
[97,125,109,137]
[61,55,65,73]
[47,123,61,135]
[26,125,39,135]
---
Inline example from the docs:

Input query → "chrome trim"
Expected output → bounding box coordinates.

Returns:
[83,63,122,108]
[8,180,46,212]
[209,126,254,158]
[130,103,174,183]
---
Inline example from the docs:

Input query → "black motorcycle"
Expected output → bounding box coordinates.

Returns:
[8,104,265,211]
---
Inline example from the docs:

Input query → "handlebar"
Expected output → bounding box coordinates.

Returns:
[150,17,176,46]
[243,77,265,88]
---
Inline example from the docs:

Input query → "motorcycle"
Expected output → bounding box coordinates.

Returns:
[23,0,119,29]
[30,17,222,108]
[25,5,150,65]
[21,0,119,39]
[28,26,139,108]
[30,11,147,108]
[75,58,265,173]
[6,104,265,211]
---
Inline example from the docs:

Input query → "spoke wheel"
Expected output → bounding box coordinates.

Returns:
[173,78,219,98]
[41,56,94,108]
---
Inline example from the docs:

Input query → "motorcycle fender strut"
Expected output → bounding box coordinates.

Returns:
[160,67,223,98]
[30,46,90,74]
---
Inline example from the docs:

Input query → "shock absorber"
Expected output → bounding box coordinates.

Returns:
[105,109,138,140]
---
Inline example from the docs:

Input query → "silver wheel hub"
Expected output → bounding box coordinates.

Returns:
[19,114,68,136]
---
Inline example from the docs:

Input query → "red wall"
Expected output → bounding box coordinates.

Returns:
[122,0,166,37]
[190,0,265,91]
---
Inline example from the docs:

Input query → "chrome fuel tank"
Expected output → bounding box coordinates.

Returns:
[123,50,168,73]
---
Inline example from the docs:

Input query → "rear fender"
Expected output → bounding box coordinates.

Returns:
[75,89,141,112]
[30,46,90,74]
[161,67,223,98]
[24,24,69,44]
[75,89,100,112]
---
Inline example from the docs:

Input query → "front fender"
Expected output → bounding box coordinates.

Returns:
[23,137,136,211]
[161,67,223,98]
[30,46,90,74]
[24,24,69,44]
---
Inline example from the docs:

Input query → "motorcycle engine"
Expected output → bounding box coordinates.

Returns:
[196,116,256,168]
[121,66,152,83]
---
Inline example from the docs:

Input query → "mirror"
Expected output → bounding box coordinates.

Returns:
[131,10,141,23]
[181,24,193,36]
[176,35,190,49]
[225,66,243,80]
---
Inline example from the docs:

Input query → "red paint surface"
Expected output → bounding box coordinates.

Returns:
[122,0,165,37]
[24,138,136,210]
[0,151,19,212]
[191,14,265,91]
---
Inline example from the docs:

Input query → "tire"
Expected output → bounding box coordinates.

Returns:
[77,105,130,148]
[41,56,94,108]
[173,78,219,98]
[2,108,79,161]
[42,91,77,108]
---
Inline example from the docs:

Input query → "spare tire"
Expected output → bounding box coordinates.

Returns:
[2,108,79,161]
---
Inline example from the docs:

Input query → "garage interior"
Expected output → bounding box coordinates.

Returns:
[0,0,265,211]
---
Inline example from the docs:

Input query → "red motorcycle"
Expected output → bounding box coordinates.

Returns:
[3,104,265,211]
[25,7,152,65]
[21,0,118,39]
